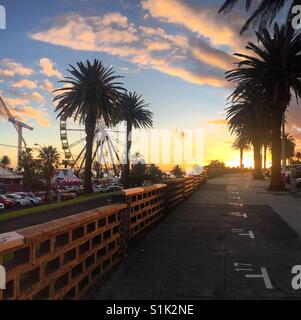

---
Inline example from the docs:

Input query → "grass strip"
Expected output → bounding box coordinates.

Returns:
[0,192,116,222]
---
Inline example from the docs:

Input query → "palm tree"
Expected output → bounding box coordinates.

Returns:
[226,95,270,179]
[39,146,60,200]
[262,131,272,170]
[0,155,11,169]
[53,59,125,193]
[296,151,301,162]
[232,135,250,169]
[19,149,35,190]
[219,0,301,34]
[117,92,153,188]
[283,133,296,165]
[145,164,163,182]
[226,25,301,189]
[170,165,185,178]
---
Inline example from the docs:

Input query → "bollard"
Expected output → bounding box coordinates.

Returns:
[290,167,297,194]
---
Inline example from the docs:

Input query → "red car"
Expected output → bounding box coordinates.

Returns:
[0,195,15,208]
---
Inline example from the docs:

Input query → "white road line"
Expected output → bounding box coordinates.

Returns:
[229,202,244,207]
[245,267,274,290]
[230,212,248,218]
[232,229,255,239]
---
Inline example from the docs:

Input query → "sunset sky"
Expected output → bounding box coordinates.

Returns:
[0,0,299,168]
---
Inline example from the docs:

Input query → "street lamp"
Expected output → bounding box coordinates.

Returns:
[281,115,286,170]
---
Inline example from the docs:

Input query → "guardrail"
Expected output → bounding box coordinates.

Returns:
[0,171,207,300]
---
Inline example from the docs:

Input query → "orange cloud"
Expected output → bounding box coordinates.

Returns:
[141,0,248,51]
[10,105,50,127]
[30,12,229,88]
[4,91,45,107]
[12,79,38,89]
[41,79,55,93]
[0,59,34,78]
[153,63,228,88]
[39,58,63,79]
[147,41,171,52]
[191,44,236,71]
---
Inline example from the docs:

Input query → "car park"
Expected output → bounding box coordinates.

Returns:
[0,195,15,208]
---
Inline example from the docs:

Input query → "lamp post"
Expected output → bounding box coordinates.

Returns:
[281,115,286,170]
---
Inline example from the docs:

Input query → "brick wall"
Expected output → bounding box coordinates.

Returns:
[0,172,207,300]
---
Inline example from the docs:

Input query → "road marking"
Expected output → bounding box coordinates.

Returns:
[230,212,248,218]
[230,196,241,200]
[228,192,239,195]
[234,263,253,272]
[246,267,274,290]
[229,202,244,207]
[232,229,255,239]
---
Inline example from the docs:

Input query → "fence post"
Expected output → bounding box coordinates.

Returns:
[118,192,131,259]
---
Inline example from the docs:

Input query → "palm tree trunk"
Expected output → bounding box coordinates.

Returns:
[269,110,284,190]
[124,122,132,189]
[84,117,96,194]
[240,148,243,169]
[45,176,51,201]
[264,144,267,170]
[253,141,263,179]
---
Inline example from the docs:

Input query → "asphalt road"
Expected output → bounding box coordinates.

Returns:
[94,176,301,299]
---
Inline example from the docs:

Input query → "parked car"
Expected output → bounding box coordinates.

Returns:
[0,195,15,208]
[15,192,42,205]
[0,203,4,211]
[107,184,123,192]
[282,165,301,184]
[4,194,29,207]
[59,191,77,200]
[93,185,109,193]
[65,186,80,192]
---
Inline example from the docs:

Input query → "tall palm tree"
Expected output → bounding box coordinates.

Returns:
[19,149,35,190]
[117,92,153,188]
[296,151,301,162]
[283,133,296,164]
[53,60,125,193]
[226,96,270,179]
[232,135,250,169]
[0,155,11,169]
[219,0,301,34]
[39,146,60,200]
[226,24,301,189]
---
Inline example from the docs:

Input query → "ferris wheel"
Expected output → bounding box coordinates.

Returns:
[59,116,125,176]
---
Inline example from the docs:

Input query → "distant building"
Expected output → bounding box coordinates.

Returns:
[0,167,23,193]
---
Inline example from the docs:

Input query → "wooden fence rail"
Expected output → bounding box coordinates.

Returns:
[0,171,207,300]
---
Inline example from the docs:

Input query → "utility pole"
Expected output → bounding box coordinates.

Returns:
[282,115,286,170]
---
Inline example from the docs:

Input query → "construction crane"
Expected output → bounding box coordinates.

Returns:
[0,96,33,166]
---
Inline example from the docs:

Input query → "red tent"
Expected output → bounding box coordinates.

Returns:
[58,175,82,186]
